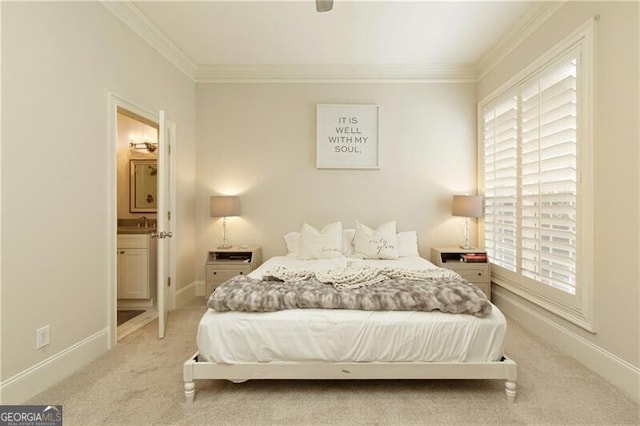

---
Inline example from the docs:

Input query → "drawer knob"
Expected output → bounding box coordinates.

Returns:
[239,272,243,275]
[478,272,482,276]
[213,272,217,275]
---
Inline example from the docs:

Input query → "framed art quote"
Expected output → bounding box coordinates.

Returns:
[316,104,380,169]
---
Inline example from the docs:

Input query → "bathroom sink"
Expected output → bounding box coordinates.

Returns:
[117,226,157,235]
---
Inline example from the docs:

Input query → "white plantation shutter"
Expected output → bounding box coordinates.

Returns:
[520,54,577,294]
[479,19,594,330]
[482,97,518,272]
[482,49,579,295]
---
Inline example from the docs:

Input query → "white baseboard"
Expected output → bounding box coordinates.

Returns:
[175,281,199,308]
[0,328,109,404]
[195,280,205,297]
[493,286,640,402]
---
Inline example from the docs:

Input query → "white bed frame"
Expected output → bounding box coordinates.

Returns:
[183,352,517,403]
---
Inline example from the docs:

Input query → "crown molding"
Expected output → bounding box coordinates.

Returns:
[102,1,564,84]
[475,1,567,80]
[100,1,197,81]
[195,63,477,83]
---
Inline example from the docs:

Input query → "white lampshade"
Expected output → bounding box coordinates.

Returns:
[452,195,484,218]
[210,196,241,218]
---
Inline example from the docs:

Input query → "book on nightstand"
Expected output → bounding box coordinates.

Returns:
[461,253,488,263]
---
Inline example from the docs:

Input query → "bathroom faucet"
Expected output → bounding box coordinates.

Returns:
[138,216,148,228]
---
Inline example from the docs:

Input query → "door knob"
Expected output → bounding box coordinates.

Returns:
[152,231,173,239]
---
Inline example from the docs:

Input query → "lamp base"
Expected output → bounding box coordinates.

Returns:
[218,217,233,249]
[460,217,477,251]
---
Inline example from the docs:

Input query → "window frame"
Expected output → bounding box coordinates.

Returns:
[478,18,596,332]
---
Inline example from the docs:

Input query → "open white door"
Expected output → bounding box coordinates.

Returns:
[156,110,173,338]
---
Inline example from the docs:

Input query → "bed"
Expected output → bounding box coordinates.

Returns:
[183,223,517,403]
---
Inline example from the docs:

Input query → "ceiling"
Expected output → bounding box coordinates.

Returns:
[109,1,553,81]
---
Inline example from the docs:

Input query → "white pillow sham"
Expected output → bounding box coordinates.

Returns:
[353,220,399,259]
[298,222,343,259]
[346,230,418,258]
[342,228,355,256]
[285,228,355,258]
[396,230,419,257]
[283,232,300,257]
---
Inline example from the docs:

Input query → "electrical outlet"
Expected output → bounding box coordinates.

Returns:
[36,325,50,349]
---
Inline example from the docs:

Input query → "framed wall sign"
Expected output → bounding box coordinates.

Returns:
[316,104,380,169]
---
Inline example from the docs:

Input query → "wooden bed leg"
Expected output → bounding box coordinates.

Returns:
[184,381,195,403]
[183,352,198,403]
[505,380,517,403]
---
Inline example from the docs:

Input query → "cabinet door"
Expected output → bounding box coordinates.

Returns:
[117,248,150,299]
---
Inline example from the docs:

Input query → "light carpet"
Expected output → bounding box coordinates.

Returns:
[28,297,639,425]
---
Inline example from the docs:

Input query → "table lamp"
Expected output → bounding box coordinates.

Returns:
[452,195,484,250]
[210,196,241,249]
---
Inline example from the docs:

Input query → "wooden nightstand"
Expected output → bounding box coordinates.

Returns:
[205,246,262,298]
[431,247,491,300]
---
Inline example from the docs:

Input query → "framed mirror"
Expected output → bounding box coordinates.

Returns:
[130,159,157,213]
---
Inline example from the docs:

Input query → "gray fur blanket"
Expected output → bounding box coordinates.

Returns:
[208,274,492,317]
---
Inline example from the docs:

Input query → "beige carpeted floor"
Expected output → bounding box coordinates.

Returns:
[28,297,639,425]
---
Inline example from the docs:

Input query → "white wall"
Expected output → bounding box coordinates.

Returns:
[195,83,478,281]
[478,1,639,398]
[1,2,196,402]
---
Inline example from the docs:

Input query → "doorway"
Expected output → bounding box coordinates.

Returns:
[115,107,159,340]
[107,94,175,347]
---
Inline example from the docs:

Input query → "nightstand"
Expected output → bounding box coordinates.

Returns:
[431,247,491,300]
[205,246,262,298]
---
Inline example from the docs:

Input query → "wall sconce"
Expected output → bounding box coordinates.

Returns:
[129,140,158,153]
[452,195,484,250]
[210,196,241,249]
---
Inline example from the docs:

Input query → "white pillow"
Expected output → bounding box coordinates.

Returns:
[299,222,343,259]
[397,231,419,257]
[283,232,300,257]
[353,221,399,259]
[284,227,355,258]
[342,228,355,256]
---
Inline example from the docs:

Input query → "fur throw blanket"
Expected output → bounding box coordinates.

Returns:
[208,267,492,317]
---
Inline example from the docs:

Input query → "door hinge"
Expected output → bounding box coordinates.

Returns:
[168,144,172,155]
[168,277,171,287]
[168,211,171,221]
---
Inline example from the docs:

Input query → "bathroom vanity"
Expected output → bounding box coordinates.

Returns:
[117,230,157,305]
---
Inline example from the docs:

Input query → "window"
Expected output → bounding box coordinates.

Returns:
[479,19,595,331]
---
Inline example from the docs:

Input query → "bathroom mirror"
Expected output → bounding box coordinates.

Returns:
[130,159,157,213]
